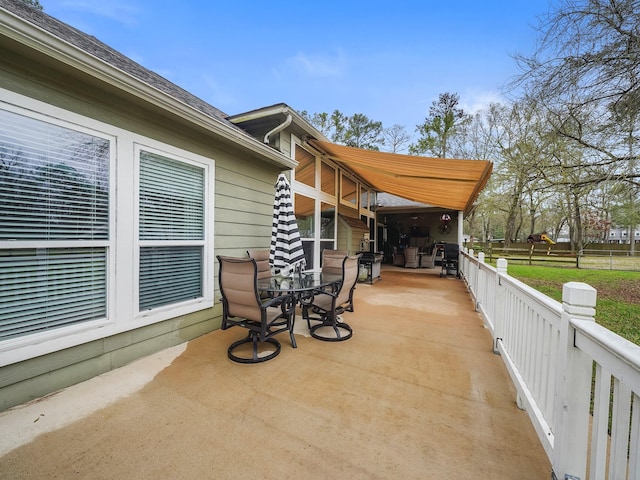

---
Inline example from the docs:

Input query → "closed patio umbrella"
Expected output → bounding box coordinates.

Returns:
[270,173,305,275]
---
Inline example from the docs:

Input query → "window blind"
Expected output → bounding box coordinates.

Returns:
[0,248,107,339]
[0,109,110,240]
[139,246,202,310]
[139,151,204,240]
[0,109,110,340]
[138,150,205,310]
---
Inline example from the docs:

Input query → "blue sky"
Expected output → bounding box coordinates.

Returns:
[41,1,551,134]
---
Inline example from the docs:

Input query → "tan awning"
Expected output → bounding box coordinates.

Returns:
[308,140,493,214]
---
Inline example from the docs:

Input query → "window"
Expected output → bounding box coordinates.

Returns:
[361,189,369,211]
[0,108,110,339]
[295,193,315,269]
[290,139,339,271]
[138,149,205,311]
[295,145,315,188]
[0,94,214,362]
[340,173,358,208]
[320,202,336,239]
[321,162,336,195]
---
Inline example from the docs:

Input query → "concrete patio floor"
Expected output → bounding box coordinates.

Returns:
[0,265,551,479]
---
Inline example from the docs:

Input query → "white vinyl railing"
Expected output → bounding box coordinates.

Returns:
[461,248,640,480]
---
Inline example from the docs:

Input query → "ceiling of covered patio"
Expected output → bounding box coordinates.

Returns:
[307,140,493,214]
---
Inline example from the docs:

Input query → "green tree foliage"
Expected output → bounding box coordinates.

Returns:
[21,0,43,10]
[299,110,384,150]
[343,113,383,150]
[409,92,466,158]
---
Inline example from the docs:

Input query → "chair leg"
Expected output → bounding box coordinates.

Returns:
[302,305,316,331]
[227,332,281,364]
[309,311,353,342]
[289,314,297,349]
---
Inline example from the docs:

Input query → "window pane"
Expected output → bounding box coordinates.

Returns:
[295,145,315,188]
[301,240,314,270]
[139,151,204,240]
[341,175,357,206]
[321,162,335,195]
[139,246,202,310]
[320,202,335,239]
[295,193,315,238]
[0,248,107,339]
[0,109,110,240]
[361,189,369,210]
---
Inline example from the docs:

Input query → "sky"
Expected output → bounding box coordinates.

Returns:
[40,0,552,134]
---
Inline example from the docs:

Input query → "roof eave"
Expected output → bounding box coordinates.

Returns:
[228,104,330,143]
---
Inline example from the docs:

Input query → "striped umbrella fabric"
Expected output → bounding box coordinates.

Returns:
[270,173,305,275]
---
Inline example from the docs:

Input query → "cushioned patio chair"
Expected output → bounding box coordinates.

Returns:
[301,255,359,342]
[217,255,297,363]
[404,247,419,268]
[247,249,271,279]
[392,247,405,266]
[321,249,348,275]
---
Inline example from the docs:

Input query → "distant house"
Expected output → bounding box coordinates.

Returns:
[608,227,640,244]
[0,1,491,410]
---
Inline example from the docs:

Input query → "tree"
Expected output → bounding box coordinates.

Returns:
[299,110,385,150]
[505,0,640,247]
[299,110,346,143]
[382,124,411,153]
[21,0,43,10]
[513,0,640,187]
[343,113,384,150]
[409,92,466,158]
[484,100,550,245]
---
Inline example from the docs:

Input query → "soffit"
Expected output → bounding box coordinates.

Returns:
[308,140,493,214]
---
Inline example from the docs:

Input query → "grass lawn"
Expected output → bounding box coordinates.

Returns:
[506,265,640,346]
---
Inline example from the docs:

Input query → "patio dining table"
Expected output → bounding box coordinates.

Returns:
[257,271,342,301]
[257,271,342,335]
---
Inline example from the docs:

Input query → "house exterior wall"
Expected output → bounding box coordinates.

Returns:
[607,227,640,244]
[0,46,281,411]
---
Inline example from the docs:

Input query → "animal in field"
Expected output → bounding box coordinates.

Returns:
[527,232,556,244]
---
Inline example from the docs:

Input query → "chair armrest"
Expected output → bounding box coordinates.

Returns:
[299,287,336,308]
[262,293,296,313]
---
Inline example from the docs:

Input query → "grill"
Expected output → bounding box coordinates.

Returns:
[358,252,383,284]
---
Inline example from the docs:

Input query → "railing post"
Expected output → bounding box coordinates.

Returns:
[474,251,482,310]
[467,249,474,287]
[492,258,507,355]
[552,282,597,480]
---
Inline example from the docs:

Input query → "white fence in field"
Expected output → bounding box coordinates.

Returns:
[461,249,640,480]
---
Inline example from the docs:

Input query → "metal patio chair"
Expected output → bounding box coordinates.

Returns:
[217,255,297,363]
[301,255,359,342]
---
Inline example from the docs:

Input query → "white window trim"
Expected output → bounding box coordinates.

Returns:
[0,89,215,366]
[133,142,214,323]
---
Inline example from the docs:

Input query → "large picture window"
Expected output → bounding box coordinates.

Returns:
[0,109,110,339]
[0,97,214,362]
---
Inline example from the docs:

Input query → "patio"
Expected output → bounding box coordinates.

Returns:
[0,266,550,479]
